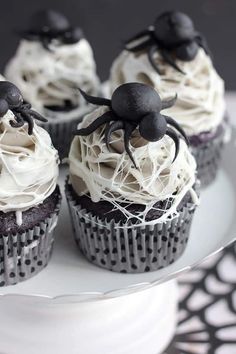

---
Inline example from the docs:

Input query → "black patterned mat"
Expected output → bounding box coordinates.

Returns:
[165,243,236,354]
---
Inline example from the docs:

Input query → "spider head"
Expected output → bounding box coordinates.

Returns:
[28,9,71,36]
[154,11,196,48]
[111,83,162,121]
[139,113,167,142]
[0,81,23,111]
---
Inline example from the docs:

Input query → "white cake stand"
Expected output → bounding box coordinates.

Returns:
[0,119,235,354]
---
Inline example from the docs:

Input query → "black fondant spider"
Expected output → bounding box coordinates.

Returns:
[125,11,211,74]
[76,83,189,168]
[0,81,47,135]
[19,10,83,51]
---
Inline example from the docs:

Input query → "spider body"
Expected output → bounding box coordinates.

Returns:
[125,11,210,74]
[76,83,188,168]
[0,81,47,134]
[19,10,83,51]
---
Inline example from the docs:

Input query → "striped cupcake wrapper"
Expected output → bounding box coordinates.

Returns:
[191,120,230,187]
[65,182,198,274]
[41,115,83,160]
[0,196,61,287]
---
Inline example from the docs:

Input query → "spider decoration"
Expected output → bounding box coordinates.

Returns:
[19,9,83,51]
[125,11,211,74]
[76,83,189,168]
[0,81,47,135]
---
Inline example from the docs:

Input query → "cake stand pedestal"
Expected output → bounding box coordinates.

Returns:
[0,280,178,354]
[0,127,235,354]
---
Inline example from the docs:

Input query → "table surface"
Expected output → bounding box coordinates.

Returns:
[165,94,236,354]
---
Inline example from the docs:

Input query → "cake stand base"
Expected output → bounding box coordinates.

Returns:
[0,280,178,354]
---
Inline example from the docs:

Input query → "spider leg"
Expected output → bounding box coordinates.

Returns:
[10,120,24,128]
[18,111,34,135]
[125,29,152,45]
[28,109,48,122]
[41,36,52,51]
[161,49,185,74]
[165,127,180,162]
[105,121,124,150]
[124,123,138,168]
[10,112,24,128]
[79,89,111,107]
[125,37,154,52]
[161,94,177,110]
[16,31,38,41]
[75,111,114,136]
[195,33,212,58]
[164,115,189,145]
[21,103,32,110]
[148,45,161,74]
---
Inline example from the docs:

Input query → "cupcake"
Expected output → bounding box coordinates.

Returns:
[66,83,199,273]
[5,9,100,159]
[0,81,61,286]
[110,11,228,186]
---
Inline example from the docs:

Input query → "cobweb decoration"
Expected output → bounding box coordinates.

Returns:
[0,112,58,212]
[5,39,100,118]
[70,107,198,226]
[110,48,225,136]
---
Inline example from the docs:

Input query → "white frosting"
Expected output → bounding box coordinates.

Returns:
[0,110,59,219]
[5,39,100,122]
[69,107,198,225]
[110,48,225,136]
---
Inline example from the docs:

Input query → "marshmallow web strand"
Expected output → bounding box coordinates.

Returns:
[71,107,198,227]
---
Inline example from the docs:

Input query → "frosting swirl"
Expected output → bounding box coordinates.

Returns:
[5,39,100,121]
[110,48,225,136]
[0,110,59,214]
[69,107,198,224]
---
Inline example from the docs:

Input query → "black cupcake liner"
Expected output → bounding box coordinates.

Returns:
[0,195,61,287]
[41,115,83,160]
[65,182,198,274]
[191,121,230,187]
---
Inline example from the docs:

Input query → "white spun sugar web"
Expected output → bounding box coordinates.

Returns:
[110,48,225,136]
[75,108,197,227]
[0,113,58,213]
[5,40,99,115]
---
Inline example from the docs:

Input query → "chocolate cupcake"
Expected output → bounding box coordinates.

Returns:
[0,81,61,286]
[110,11,229,186]
[66,83,199,273]
[5,10,100,159]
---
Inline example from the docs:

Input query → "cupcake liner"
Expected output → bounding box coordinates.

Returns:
[41,100,101,160]
[191,121,230,187]
[41,115,83,160]
[65,182,198,274]
[0,195,61,287]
